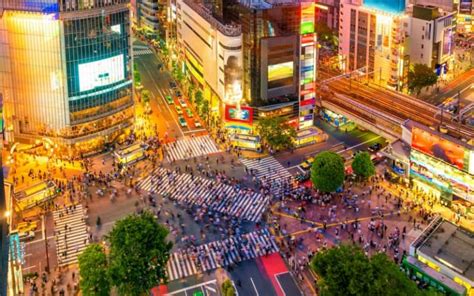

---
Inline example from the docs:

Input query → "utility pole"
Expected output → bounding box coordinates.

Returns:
[42,213,50,273]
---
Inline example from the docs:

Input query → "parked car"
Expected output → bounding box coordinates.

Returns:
[175,90,182,97]
[165,95,174,105]
[169,81,177,89]
[185,108,193,118]
[194,119,202,128]
[178,98,187,107]
[299,156,314,170]
[16,221,38,233]
[175,105,183,115]
[178,116,187,127]
[368,143,382,153]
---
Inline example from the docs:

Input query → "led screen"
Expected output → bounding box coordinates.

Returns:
[78,54,125,92]
[411,127,465,170]
[225,105,253,124]
[268,62,294,82]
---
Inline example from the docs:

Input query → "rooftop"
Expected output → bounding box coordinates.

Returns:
[417,220,474,282]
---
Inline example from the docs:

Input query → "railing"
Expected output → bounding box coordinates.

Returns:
[182,0,241,37]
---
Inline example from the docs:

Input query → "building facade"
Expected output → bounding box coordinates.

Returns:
[137,0,160,31]
[409,5,456,74]
[0,0,134,155]
[339,0,410,90]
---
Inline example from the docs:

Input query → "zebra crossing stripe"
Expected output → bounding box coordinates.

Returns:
[166,229,278,281]
[240,156,293,196]
[53,204,89,266]
[138,168,270,222]
[133,49,154,56]
[164,135,220,162]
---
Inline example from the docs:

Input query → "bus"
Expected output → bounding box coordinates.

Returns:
[113,143,146,166]
[230,134,261,151]
[14,181,58,211]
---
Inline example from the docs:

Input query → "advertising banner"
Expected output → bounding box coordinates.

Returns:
[225,105,253,124]
[411,127,466,171]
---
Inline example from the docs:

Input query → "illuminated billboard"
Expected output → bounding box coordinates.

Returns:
[225,105,253,124]
[268,62,294,81]
[78,54,125,92]
[411,127,466,170]
[364,0,405,13]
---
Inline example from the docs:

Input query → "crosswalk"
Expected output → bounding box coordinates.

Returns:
[163,135,221,162]
[137,167,270,222]
[133,48,154,56]
[53,204,89,266]
[240,156,293,196]
[166,228,278,281]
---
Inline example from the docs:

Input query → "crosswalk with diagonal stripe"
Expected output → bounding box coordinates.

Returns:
[166,228,278,281]
[133,48,154,56]
[163,135,221,162]
[240,156,293,196]
[137,167,270,222]
[53,204,89,266]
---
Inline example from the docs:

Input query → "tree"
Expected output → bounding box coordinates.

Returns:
[78,244,110,296]
[194,90,204,109]
[107,212,172,296]
[408,63,438,95]
[352,151,375,179]
[187,84,195,105]
[255,116,297,151]
[311,245,427,296]
[200,100,210,121]
[133,70,141,85]
[311,245,372,296]
[311,151,345,192]
[141,89,151,104]
[221,279,236,296]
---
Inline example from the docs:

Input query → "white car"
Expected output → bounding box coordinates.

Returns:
[179,98,187,108]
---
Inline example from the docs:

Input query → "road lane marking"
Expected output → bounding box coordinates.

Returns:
[165,279,217,295]
[274,272,288,296]
[22,265,36,271]
[250,277,260,296]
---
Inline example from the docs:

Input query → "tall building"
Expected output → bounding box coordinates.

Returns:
[137,0,160,31]
[0,0,134,155]
[409,5,456,75]
[314,0,340,31]
[338,0,410,90]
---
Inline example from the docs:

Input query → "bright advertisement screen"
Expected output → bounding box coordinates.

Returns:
[225,105,253,124]
[268,62,293,82]
[411,127,465,170]
[78,54,125,92]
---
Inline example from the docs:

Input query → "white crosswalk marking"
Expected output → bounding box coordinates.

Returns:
[240,156,293,196]
[133,48,154,56]
[137,167,270,222]
[163,135,220,162]
[53,204,89,266]
[166,229,278,281]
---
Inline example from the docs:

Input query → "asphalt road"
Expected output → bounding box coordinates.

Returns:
[133,40,205,140]
[229,259,277,296]
[276,118,386,172]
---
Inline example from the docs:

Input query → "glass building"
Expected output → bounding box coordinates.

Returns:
[0,0,134,155]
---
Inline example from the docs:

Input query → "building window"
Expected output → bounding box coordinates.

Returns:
[421,44,424,49]
[421,54,423,59]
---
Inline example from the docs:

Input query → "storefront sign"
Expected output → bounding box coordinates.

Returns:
[225,105,253,124]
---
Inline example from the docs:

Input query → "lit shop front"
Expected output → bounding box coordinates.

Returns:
[409,126,474,204]
[224,105,253,134]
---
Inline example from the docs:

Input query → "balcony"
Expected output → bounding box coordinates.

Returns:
[182,0,241,37]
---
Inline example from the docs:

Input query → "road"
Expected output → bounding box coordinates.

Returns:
[133,40,205,141]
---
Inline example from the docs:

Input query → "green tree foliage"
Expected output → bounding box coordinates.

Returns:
[315,23,337,47]
[221,280,236,296]
[408,63,438,94]
[141,89,151,104]
[311,245,427,296]
[352,151,375,179]
[107,212,172,296]
[78,244,110,296]
[187,84,195,105]
[200,100,210,121]
[311,151,345,192]
[255,116,297,151]
[133,70,141,85]
[194,90,204,108]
